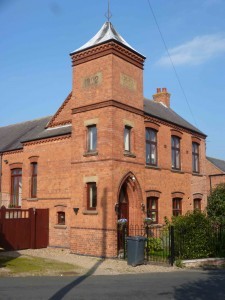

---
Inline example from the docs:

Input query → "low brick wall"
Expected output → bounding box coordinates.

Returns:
[182,258,225,268]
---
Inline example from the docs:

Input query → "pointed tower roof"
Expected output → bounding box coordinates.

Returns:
[71,21,144,58]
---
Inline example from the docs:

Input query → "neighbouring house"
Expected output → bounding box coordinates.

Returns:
[206,157,225,193]
[0,21,209,257]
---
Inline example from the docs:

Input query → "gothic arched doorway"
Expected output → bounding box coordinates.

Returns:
[117,173,143,254]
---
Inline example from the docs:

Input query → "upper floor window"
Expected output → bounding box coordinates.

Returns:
[171,136,181,170]
[172,198,182,216]
[146,128,157,166]
[87,182,97,210]
[11,168,22,207]
[31,162,37,198]
[124,126,131,152]
[87,125,97,152]
[147,197,158,224]
[192,142,199,173]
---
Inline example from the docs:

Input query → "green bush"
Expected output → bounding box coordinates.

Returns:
[147,237,163,253]
[207,183,225,225]
[172,211,213,259]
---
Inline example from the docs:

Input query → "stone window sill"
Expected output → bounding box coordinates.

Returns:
[83,151,98,157]
[27,198,38,201]
[54,225,67,229]
[124,151,136,158]
[145,165,161,170]
[171,169,184,174]
[192,172,203,177]
[82,210,98,215]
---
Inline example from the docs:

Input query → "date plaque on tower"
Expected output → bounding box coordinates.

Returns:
[83,72,102,88]
[120,73,137,91]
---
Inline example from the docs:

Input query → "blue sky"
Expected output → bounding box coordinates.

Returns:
[1,0,225,159]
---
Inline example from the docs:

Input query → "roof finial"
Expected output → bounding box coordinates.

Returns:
[105,0,112,22]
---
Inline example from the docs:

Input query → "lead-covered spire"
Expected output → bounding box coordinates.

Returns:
[71,22,143,57]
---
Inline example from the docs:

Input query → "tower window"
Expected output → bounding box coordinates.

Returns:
[87,182,97,210]
[124,126,131,152]
[87,125,97,152]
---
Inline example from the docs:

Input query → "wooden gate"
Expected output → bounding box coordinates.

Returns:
[0,206,49,251]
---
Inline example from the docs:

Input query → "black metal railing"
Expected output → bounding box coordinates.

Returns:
[118,223,225,265]
[119,224,174,265]
[173,224,225,260]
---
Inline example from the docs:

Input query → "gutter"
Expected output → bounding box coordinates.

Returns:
[209,173,225,193]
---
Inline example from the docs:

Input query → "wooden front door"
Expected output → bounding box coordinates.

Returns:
[118,183,129,253]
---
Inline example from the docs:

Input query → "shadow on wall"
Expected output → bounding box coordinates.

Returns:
[100,187,108,258]
[49,187,109,299]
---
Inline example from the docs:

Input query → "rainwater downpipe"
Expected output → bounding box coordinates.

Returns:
[0,153,2,191]
[0,153,2,203]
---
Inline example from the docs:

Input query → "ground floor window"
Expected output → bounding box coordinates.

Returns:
[87,182,97,210]
[193,199,201,211]
[172,198,182,216]
[57,211,65,225]
[11,168,22,207]
[147,197,158,224]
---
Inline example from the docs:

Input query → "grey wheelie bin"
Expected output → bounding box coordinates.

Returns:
[126,236,146,266]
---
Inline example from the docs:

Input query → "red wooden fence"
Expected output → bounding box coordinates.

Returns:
[0,206,49,250]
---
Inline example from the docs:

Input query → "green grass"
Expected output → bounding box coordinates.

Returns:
[0,255,80,276]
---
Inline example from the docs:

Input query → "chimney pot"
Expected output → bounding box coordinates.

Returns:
[153,87,170,107]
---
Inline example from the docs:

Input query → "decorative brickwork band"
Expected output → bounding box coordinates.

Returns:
[70,41,145,69]
[72,100,144,116]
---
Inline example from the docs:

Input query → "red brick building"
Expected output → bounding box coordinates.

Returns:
[206,157,225,193]
[0,22,208,257]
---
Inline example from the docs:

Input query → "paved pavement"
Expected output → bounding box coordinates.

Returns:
[0,269,225,300]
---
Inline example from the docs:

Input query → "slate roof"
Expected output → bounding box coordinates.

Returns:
[0,97,205,153]
[0,116,72,153]
[144,98,206,136]
[71,22,145,58]
[206,157,225,173]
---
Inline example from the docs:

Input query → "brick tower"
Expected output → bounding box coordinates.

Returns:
[69,22,146,257]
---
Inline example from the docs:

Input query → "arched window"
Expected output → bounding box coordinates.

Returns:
[193,199,201,211]
[146,128,157,166]
[192,142,199,173]
[11,168,22,207]
[172,198,182,216]
[171,136,181,170]
[147,197,158,223]
[31,162,38,198]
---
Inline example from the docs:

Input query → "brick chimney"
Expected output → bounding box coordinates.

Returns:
[153,88,170,107]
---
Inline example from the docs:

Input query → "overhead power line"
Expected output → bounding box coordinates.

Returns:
[147,0,198,128]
